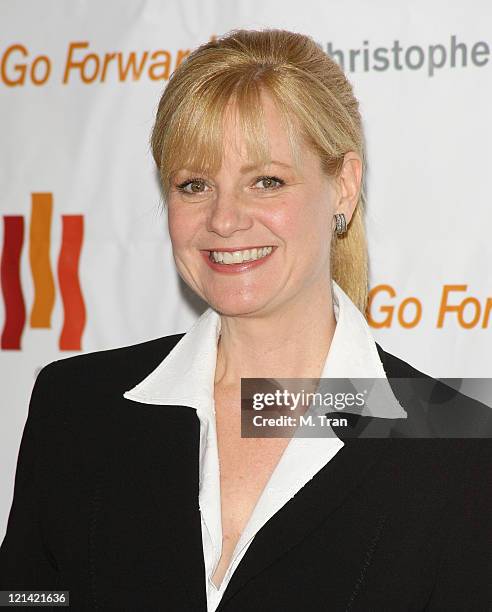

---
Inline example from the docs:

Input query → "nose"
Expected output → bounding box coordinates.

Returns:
[206,189,253,237]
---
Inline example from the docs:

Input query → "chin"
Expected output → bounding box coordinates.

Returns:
[208,294,270,317]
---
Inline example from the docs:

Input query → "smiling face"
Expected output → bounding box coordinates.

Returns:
[166,89,340,318]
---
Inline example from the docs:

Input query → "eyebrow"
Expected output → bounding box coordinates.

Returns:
[173,160,294,178]
[240,160,293,173]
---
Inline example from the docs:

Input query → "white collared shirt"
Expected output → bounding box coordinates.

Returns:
[123,280,406,612]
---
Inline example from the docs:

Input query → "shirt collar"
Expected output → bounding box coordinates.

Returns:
[123,280,407,419]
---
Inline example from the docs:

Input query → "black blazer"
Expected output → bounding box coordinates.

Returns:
[1,334,491,611]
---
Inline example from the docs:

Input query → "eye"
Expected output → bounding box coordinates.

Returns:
[253,176,285,190]
[175,177,209,194]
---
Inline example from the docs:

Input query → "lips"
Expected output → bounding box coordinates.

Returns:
[200,246,277,273]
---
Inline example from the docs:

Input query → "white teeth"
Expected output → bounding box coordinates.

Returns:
[210,246,273,264]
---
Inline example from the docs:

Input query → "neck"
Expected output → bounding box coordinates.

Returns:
[214,279,336,388]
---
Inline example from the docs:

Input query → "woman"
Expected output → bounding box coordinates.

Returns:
[1,28,490,611]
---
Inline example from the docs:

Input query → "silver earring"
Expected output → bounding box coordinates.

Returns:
[333,213,347,236]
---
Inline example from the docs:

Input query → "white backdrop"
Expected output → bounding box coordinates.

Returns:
[1,0,491,540]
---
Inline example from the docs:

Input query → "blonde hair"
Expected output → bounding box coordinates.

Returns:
[150,28,369,313]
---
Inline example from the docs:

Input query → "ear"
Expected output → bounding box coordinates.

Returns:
[333,151,363,225]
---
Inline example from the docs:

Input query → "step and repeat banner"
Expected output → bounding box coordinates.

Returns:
[1,0,491,538]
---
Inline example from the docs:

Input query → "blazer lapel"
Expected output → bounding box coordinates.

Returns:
[216,436,393,610]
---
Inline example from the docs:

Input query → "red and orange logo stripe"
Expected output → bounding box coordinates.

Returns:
[1,193,85,350]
